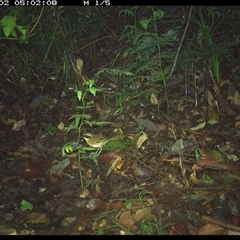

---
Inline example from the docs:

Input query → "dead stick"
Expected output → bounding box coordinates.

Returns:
[202,215,240,232]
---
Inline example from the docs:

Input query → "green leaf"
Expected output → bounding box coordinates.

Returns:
[195,149,200,164]
[140,221,154,234]
[89,86,98,96]
[16,25,26,36]
[153,10,164,20]
[45,126,57,137]
[0,16,17,37]
[77,90,83,101]
[10,29,17,37]
[1,156,15,161]
[20,199,33,212]
[171,139,185,152]
[125,201,132,210]
[139,18,149,31]
[201,174,214,184]
[118,9,134,17]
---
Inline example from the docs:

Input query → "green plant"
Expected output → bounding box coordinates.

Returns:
[121,7,181,109]
[93,7,182,115]
[93,209,133,235]
[0,15,28,43]
[193,6,231,86]
[20,199,33,212]
[132,184,164,235]
[62,79,113,185]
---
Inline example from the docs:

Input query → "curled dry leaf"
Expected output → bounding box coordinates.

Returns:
[150,93,159,105]
[12,119,26,131]
[136,133,148,149]
[189,121,206,131]
[57,122,65,131]
[190,171,206,186]
[99,150,124,163]
[85,198,104,211]
[106,156,123,177]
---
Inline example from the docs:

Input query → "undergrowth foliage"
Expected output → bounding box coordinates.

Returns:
[0,6,107,90]
[0,6,239,95]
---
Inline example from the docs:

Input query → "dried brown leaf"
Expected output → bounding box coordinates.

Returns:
[118,205,155,231]
[150,93,159,105]
[134,118,159,132]
[197,223,224,235]
[11,119,26,131]
[136,133,148,149]
[106,156,123,177]
[169,222,191,235]
[99,150,124,163]
[24,212,49,224]
[62,216,76,227]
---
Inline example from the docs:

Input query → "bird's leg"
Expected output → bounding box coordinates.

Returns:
[96,147,103,156]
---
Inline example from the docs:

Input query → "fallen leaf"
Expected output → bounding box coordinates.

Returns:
[51,158,70,175]
[171,139,185,152]
[107,200,123,210]
[106,156,123,177]
[85,198,104,211]
[24,212,49,224]
[197,223,224,235]
[62,217,76,227]
[190,121,206,131]
[169,221,191,235]
[118,205,155,231]
[99,150,124,163]
[12,119,26,131]
[190,171,207,186]
[136,133,148,149]
[233,90,240,105]
[134,118,159,132]
[150,93,159,105]
[29,95,51,109]
[0,222,16,235]
[133,164,153,178]
[79,188,90,198]
[207,90,215,107]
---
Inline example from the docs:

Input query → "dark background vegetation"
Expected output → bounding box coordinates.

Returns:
[1,6,240,98]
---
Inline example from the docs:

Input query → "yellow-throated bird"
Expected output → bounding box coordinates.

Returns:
[83,133,111,155]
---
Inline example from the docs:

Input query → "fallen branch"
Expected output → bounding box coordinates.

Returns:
[202,215,240,232]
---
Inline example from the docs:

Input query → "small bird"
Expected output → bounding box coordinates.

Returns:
[83,133,111,148]
[83,133,111,155]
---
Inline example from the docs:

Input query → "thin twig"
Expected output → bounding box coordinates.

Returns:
[170,6,193,76]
